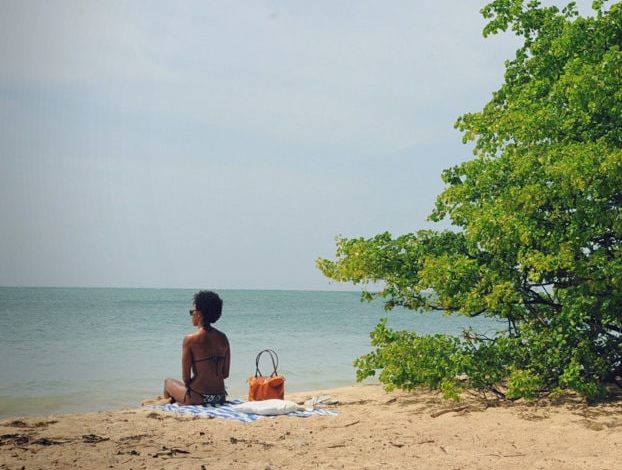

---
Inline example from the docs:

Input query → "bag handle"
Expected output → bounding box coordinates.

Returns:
[255,349,279,377]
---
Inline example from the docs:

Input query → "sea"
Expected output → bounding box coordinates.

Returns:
[0,287,504,418]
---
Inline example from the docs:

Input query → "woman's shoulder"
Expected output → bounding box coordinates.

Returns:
[183,330,203,344]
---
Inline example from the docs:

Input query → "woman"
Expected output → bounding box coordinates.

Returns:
[163,290,230,406]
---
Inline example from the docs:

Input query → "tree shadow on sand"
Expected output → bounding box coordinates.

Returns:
[385,386,622,427]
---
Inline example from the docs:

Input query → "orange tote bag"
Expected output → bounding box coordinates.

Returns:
[247,349,285,401]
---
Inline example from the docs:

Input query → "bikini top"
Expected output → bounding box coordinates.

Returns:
[191,352,228,378]
[192,354,225,365]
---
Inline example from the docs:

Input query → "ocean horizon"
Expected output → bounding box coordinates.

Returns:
[0,287,503,418]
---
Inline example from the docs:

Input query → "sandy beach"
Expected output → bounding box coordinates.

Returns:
[1,384,620,469]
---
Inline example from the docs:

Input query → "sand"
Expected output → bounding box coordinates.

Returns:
[1,384,620,469]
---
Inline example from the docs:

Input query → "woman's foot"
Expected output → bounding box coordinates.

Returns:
[140,396,172,406]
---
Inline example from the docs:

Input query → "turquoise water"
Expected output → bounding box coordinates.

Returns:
[0,287,503,418]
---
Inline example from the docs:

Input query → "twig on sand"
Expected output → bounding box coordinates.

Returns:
[343,420,360,427]
[151,447,191,458]
[321,420,360,430]
[32,437,71,446]
[343,399,372,405]
[82,434,109,444]
[430,406,468,418]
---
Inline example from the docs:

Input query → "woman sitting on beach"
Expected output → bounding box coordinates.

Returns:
[163,290,230,406]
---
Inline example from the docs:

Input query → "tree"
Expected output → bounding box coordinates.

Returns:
[317,0,622,400]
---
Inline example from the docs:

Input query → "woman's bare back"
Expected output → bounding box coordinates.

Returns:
[184,326,230,394]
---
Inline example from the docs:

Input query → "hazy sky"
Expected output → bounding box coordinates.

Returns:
[0,0,595,290]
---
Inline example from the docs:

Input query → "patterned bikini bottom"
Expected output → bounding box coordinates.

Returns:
[199,392,227,406]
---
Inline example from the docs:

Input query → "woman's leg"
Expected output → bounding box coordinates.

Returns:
[163,378,192,404]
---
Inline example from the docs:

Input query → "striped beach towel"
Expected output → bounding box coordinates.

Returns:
[146,399,338,423]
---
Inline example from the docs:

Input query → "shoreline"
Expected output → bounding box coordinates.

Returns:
[1,384,621,469]
[0,379,365,420]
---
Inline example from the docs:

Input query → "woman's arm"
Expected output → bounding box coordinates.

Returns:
[181,335,192,386]
[222,339,231,379]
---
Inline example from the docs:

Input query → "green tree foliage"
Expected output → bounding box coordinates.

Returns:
[317,0,622,400]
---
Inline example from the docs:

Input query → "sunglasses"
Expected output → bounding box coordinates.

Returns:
[189,309,198,316]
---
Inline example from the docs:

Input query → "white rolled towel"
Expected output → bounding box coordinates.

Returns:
[231,399,304,415]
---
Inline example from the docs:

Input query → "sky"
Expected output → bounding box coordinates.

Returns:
[0,0,596,290]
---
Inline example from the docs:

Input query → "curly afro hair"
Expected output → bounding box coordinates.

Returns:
[193,290,223,326]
